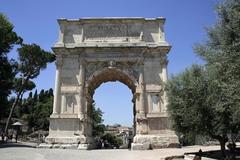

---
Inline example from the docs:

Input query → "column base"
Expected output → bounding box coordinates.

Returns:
[44,135,94,150]
[45,116,94,149]
[38,143,94,150]
[131,132,180,150]
[45,136,88,144]
[50,113,59,118]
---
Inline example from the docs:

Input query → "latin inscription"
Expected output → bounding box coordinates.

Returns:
[84,24,141,41]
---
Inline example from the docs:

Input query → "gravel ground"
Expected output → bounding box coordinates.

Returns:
[0,142,220,160]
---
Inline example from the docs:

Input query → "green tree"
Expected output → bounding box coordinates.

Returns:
[195,0,240,154]
[11,79,36,119]
[4,44,55,134]
[33,90,38,102]
[166,65,209,140]
[0,13,22,55]
[0,13,22,120]
[28,89,53,131]
[167,65,232,156]
[101,133,123,148]
[167,0,240,156]
[90,103,106,137]
[0,58,17,120]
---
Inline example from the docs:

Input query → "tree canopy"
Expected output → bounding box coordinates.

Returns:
[0,13,22,55]
[91,103,106,137]
[4,44,55,133]
[0,13,22,120]
[27,89,53,131]
[167,0,240,156]
[195,0,240,136]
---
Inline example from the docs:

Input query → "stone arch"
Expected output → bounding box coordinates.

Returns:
[46,17,179,150]
[85,67,138,137]
[86,67,138,97]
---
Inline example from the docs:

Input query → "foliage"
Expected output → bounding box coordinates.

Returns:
[194,0,240,136]
[27,89,53,131]
[166,65,209,137]
[167,0,240,156]
[0,13,21,120]
[12,89,54,131]
[0,13,22,55]
[0,13,55,134]
[101,133,123,148]
[13,78,36,93]
[90,104,122,148]
[4,44,55,133]
[17,44,55,79]
[195,0,240,153]
[0,57,16,119]
[91,103,106,137]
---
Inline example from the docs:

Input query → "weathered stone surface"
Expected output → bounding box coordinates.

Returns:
[52,144,61,148]
[45,136,84,144]
[77,144,89,150]
[46,17,179,150]
[37,143,53,149]
[55,17,168,46]
[131,143,150,150]
[60,144,78,149]
[184,154,201,160]
[132,133,179,150]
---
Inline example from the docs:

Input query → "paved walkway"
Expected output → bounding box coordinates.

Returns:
[0,142,220,160]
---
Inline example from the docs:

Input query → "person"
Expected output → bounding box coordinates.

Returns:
[13,129,18,143]
[0,130,4,142]
[4,133,8,142]
[101,139,104,149]
[104,139,108,149]
[15,132,18,143]
[127,136,132,150]
[41,134,45,143]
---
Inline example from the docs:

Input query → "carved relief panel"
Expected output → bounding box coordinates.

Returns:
[147,93,164,113]
[85,60,141,83]
[151,95,160,112]
[61,57,79,86]
[61,94,77,114]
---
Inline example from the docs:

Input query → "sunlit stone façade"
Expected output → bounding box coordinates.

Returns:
[45,17,179,150]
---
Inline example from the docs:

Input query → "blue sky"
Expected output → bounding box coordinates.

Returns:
[1,0,218,126]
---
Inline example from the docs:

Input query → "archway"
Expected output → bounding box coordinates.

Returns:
[46,17,179,150]
[85,68,137,143]
[93,81,134,127]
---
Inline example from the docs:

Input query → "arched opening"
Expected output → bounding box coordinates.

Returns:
[86,68,136,97]
[93,82,133,127]
[86,68,137,148]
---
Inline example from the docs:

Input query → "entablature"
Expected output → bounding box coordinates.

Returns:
[54,17,170,50]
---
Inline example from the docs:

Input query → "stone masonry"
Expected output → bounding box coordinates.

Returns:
[45,17,179,150]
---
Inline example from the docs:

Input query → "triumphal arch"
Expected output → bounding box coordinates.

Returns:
[45,17,179,150]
